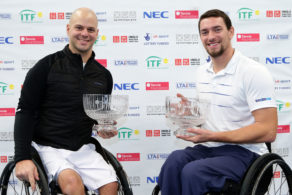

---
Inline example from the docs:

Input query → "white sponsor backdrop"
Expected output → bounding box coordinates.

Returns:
[0,0,292,194]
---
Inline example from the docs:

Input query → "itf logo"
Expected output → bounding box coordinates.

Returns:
[0,82,14,95]
[118,127,139,140]
[94,35,107,46]
[146,56,168,69]
[19,9,43,23]
[237,8,260,20]
[276,100,291,112]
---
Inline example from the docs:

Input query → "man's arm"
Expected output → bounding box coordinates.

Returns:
[14,56,51,190]
[177,107,277,144]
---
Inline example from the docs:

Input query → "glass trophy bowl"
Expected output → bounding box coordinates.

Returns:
[165,96,209,136]
[83,94,129,133]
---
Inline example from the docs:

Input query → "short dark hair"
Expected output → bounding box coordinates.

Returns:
[198,9,232,31]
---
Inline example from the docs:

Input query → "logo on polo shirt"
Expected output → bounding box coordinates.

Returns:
[255,97,272,102]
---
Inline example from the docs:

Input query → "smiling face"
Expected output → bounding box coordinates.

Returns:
[199,17,234,58]
[67,8,99,56]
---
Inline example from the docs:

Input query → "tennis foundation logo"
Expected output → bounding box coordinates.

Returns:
[277,125,290,133]
[0,108,15,116]
[20,36,44,44]
[175,10,199,19]
[146,82,169,90]
[117,153,140,161]
[237,33,260,42]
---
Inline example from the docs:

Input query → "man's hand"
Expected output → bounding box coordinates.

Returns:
[176,128,214,143]
[15,160,39,191]
[97,130,118,139]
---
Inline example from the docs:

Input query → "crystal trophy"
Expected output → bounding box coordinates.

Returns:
[83,94,129,134]
[165,96,209,136]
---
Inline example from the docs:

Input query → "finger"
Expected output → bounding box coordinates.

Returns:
[177,93,188,101]
[34,167,39,181]
[28,173,36,191]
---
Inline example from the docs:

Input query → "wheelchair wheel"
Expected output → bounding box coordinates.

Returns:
[103,148,133,195]
[152,184,160,195]
[240,153,292,195]
[0,160,50,195]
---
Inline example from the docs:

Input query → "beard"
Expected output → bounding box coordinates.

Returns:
[206,45,225,58]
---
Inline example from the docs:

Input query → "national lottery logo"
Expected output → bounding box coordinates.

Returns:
[144,33,169,46]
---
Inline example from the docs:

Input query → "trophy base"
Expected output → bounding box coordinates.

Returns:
[173,128,197,136]
[93,124,117,132]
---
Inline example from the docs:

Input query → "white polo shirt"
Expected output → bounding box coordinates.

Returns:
[195,50,276,155]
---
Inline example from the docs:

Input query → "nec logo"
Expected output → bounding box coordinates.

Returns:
[143,11,169,19]
[147,176,159,183]
[114,83,139,90]
[0,37,13,44]
[266,57,290,64]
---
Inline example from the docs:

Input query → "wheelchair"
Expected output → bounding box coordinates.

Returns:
[152,145,292,195]
[0,137,133,195]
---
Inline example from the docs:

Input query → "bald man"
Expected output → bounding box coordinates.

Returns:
[14,8,118,195]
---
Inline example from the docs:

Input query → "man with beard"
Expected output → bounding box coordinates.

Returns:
[14,7,118,195]
[158,9,277,195]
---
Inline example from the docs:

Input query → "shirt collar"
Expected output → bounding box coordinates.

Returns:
[206,49,240,75]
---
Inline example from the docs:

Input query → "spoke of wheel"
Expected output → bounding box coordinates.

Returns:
[8,171,19,195]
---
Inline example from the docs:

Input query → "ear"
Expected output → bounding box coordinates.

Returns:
[94,28,99,41]
[228,26,234,39]
[66,24,70,35]
[96,28,99,37]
